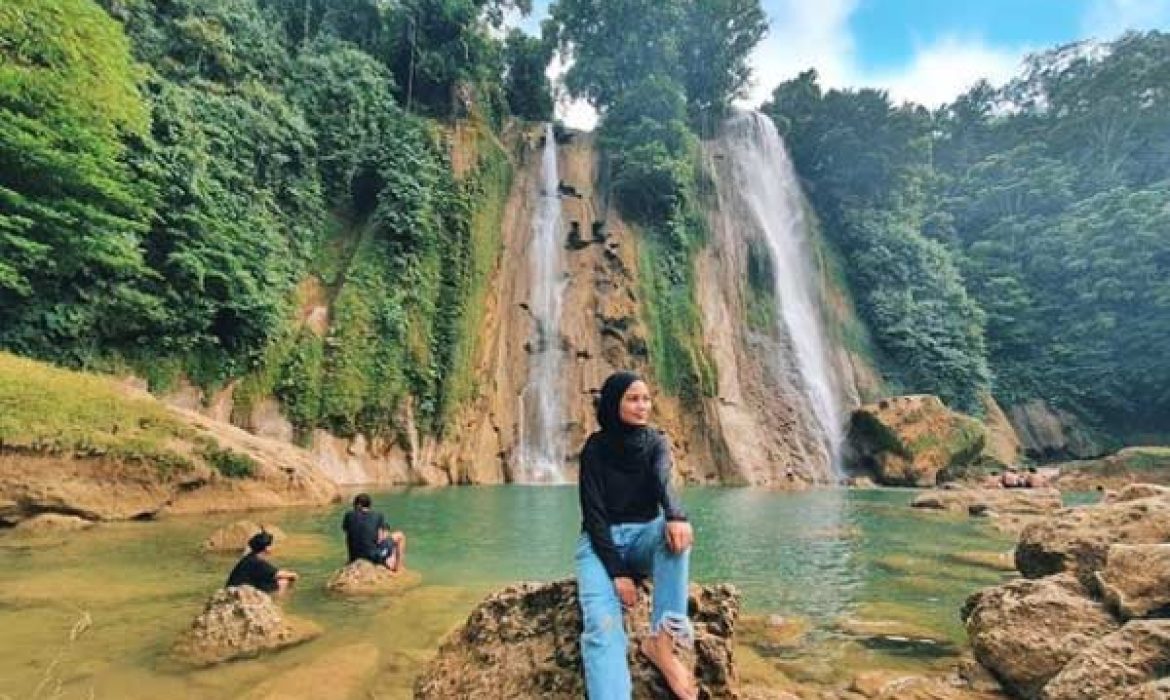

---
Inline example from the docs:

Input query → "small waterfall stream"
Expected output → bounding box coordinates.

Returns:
[517,125,567,482]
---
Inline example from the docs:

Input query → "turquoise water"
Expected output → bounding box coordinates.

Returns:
[0,487,1017,698]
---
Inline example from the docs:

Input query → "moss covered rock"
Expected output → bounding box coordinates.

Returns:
[847,395,986,486]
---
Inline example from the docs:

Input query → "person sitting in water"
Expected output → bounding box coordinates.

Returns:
[342,493,407,572]
[225,531,299,597]
[576,371,697,700]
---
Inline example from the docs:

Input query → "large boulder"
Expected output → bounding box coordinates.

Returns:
[414,579,741,699]
[172,586,320,666]
[911,488,1062,516]
[1096,544,1170,620]
[1015,494,1170,586]
[961,574,1118,698]
[1007,399,1103,461]
[325,560,422,596]
[1040,620,1170,700]
[201,521,287,554]
[847,395,986,486]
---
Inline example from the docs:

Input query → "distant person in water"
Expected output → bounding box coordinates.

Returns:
[225,531,299,597]
[342,493,407,572]
[576,371,697,700]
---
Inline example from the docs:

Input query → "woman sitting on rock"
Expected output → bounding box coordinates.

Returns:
[226,531,299,597]
[576,371,696,700]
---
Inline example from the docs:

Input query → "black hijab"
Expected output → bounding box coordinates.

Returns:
[595,371,653,465]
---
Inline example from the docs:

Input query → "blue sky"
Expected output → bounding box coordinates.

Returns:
[515,0,1170,129]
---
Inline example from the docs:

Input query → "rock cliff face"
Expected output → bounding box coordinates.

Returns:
[1007,399,1104,461]
[160,124,881,487]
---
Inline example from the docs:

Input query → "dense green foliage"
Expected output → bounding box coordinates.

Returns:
[552,0,766,400]
[769,32,1170,438]
[2,0,542,441]
[0,0,157,362]
[503,26,555,121]
[932,33,1170,437]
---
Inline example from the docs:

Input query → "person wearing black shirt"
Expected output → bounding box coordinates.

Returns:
[576,371,696,700]
[342,493,407,571]
[225,531,299,597]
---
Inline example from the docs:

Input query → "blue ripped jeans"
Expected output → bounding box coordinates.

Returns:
[575,516,692,700]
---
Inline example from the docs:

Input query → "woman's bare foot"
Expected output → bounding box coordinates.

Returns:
[640,633,697,700]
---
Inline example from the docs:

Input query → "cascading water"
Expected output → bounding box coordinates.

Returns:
[517,124,567,482]
[718,111,846,477]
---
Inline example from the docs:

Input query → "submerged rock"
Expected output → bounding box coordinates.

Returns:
[325,560,422,596]
[911,488,1061,516]
[847,395,986,486]
[242,643,380,700]
[12,513,96,532]
[201,521,287,554]
[962,574,1118,698]
[849,670,1001,699]
[172,586,320,666]
[414,579,741,699]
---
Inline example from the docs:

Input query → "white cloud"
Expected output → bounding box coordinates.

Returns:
[1081,0,1170,40]
[746,0,860,105]
[864,36,1024,107]
[746,0,1027,108]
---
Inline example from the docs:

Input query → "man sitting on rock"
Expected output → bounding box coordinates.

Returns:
[342,493,407,572]
[226,531,299,597]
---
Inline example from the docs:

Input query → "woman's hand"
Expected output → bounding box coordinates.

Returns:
[666,520,693,554]
[614,576,638,608]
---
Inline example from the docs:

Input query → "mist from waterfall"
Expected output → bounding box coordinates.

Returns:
[517,124,567,483]
[720,111,846,477]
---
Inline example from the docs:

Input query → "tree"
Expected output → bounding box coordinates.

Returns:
[503,27,554,121]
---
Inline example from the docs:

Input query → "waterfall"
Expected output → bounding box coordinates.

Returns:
[719,111,846,476]
[517,124,567,482]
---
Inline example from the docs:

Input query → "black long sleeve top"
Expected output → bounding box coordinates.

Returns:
[578,429,687,578]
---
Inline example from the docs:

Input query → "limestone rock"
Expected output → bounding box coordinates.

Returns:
[847,395,986,486]
[1096,544,1170,620]
[850,671,1001,699]
[12,513,96,532]
[1105,483,1170,504]
[325,560,422,596]
[1008,399,1103,461]
[1041,620,1170,700]
[414,579,741,699]
[979,393,1022,469]
[172,586,320,666]
[911,488,1062,516]
[201,521,287,554]
[1116,678,1170,700]
[1015,494,1170,585]
[1055,448,1170,492]
[961,574,1118,698]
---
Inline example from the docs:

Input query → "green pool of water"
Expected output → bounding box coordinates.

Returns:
[0,487,1018,698]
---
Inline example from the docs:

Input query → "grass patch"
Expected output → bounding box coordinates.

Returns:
[0,352,195,471]
[202,445,257,478]
[438,125,513,427]
[636,217,716,403]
